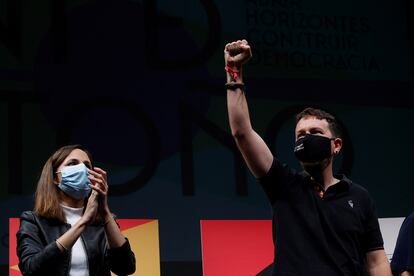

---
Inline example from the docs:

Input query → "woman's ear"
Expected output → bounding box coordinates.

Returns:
[53,171,61,185]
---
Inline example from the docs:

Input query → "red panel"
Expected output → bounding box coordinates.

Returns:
[9,218,22,276]
[201,220,273,276]
[117,219,154,231]
[9,270,22,276]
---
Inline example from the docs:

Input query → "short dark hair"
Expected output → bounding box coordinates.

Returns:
[295,107,342,138]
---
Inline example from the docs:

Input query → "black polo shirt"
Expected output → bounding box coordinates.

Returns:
[259,158,384,276]
[391,212,414,275]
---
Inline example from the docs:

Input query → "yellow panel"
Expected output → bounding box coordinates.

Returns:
[112,220,161,276]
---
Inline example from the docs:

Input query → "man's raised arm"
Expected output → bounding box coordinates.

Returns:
[225,40,273,178]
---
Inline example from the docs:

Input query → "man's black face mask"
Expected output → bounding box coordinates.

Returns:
[294,134,333,163]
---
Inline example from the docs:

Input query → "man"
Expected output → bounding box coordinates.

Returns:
[224,39,391,275]
[391,212,414,276]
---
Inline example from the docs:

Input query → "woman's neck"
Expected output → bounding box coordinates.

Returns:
[59,190,84,208]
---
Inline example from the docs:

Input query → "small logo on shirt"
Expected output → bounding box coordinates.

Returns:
[348,200,354,208]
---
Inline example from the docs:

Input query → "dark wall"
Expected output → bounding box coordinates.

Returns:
[1,0,413,275]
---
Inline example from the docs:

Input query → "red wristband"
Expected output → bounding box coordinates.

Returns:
[225,66,240,81]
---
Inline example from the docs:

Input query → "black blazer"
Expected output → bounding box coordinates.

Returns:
[16,211,136,276]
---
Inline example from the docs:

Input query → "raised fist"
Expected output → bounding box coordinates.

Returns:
[224,39,252,69]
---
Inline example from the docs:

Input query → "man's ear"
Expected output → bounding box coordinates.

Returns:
[333,138,343,154]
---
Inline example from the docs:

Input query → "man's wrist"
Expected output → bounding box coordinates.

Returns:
[227,74,243,83]
[226,72,243,83]
[225,82,245,91]
[225,64,243,82]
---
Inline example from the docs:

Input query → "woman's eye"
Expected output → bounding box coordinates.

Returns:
[67,161,79,166]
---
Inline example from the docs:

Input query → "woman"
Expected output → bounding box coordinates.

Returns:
[16,145,136,276]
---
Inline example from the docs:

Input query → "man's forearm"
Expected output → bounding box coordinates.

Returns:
[224,40,274,178]
[368,260,392,276]
[366,249,392,276]
[226,70,253,138]
[225,40,255,139]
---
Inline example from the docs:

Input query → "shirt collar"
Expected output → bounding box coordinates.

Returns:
[302,172,351,197]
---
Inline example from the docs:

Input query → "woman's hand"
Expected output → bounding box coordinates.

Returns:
[88,167,111,219]
[88,167,127,248]
[81,190,99,224]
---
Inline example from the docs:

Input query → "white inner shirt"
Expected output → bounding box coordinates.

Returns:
[61,204,90,276]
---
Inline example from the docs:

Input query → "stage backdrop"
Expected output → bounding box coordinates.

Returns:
[1,0,413,275]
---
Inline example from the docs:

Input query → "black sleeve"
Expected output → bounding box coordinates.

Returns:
[16,211,68,275]
[107,237,136,275]
[258,158,300,205]
[361,194,384,253]
[391,212,414,274]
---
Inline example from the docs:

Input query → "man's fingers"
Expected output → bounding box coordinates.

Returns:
[225,40,251,67]
[240,43,250,49]
[228,45,243,55]
[226,40,250,55]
